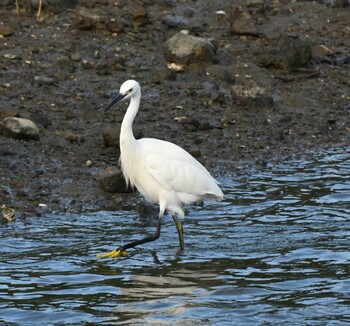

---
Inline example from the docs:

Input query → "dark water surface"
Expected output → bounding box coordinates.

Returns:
[1,148,350,325]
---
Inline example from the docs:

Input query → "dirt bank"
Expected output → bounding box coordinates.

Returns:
[0,0,349,217]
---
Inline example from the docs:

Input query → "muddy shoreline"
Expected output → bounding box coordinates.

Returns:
[0,0,349,217]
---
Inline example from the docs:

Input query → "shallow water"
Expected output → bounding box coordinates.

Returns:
[1,148,350,325]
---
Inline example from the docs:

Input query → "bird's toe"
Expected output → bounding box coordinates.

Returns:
[96,249,128,259]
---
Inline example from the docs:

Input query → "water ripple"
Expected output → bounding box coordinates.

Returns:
[1,148,350,324]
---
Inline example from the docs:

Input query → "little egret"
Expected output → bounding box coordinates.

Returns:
[98,80,224,258]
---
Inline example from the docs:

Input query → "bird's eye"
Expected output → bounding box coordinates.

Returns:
[127,88,133,94]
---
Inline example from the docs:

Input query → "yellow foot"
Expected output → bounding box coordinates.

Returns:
[96,249,128,259]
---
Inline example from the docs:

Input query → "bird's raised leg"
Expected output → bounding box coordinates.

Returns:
[172,215,185,250]
[97,216,162,258]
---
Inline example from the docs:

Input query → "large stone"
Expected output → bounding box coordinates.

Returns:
[163,32,215,65]
[96,166,132,193]
[254,37,312,70]
[0,117,40,140]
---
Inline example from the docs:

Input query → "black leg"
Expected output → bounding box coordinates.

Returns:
[119,217,162,251]
[97,216,162,258]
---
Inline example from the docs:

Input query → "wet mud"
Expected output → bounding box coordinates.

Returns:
[0,0,349,216]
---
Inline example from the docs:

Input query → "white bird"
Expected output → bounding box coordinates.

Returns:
[98,80,223,258]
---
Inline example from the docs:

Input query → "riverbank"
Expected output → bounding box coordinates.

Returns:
[0,0,349,217]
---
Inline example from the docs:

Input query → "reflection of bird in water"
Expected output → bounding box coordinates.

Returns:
[98,80,223,258]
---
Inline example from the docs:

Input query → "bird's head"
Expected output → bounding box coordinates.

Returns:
[105,80,140,112]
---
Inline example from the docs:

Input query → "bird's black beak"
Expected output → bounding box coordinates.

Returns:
[105,93,126,112]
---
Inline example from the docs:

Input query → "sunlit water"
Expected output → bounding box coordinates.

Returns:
[1,148,350,325]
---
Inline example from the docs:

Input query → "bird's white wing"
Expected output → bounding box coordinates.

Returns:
[140,139,222,199]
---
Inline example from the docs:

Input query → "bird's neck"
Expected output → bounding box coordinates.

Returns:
[120,94,140,144]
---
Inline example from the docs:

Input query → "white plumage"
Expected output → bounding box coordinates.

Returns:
[121,138,223,216]
[100,79,223,257]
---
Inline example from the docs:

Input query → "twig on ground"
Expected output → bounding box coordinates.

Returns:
[36,0,43,21]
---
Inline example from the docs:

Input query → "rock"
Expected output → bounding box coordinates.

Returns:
[103,128,119,148]
[189,148,202,158]
[103,127,143,147]
[84,160,92,167]
[161,6,203,31]
[107,20,124,33]
[311,44,334,58]
[81,59,95,69]
[0,107,19,119]
[96,166,132,193]
[1,204,16,223]
[57,56,75,74]
[231,84,274,108]
[161,14,191,29]
[167,62,185,72]
[175,116,214,131]
[231,17,258,36]
[3,51,21,60]
[71,52,81,62]
[163,32,215,65]
[72,8,101,30]
[277,37,312,68]
[105,57,126,71]
[34,75,57,85]
[0,25,14,37]
[0,117,40,140]
[175,116,200,131]
[229,3,259,36]
[254,36,312,70]
[132,5,150,28]
[55,130,80,143]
